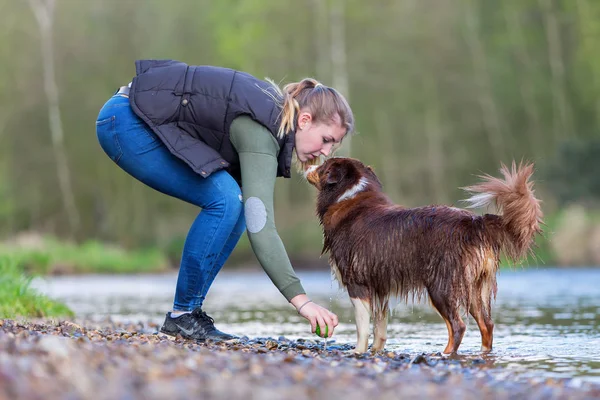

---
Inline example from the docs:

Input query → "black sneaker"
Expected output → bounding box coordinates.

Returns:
[160,307,236,342]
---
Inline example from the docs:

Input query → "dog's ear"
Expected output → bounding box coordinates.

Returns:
[325,163,345,185]
[365,165,383,188]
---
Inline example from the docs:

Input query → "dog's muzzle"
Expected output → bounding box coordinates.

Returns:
[304,166,319,187]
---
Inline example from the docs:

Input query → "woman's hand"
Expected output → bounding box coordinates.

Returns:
[291,294,339,338]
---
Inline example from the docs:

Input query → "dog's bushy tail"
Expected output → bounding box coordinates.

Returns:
[462,161,543,263]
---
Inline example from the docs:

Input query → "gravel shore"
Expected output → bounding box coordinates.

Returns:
[0,319,598,400]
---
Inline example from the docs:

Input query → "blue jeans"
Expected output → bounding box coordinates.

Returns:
[96,94,246,311]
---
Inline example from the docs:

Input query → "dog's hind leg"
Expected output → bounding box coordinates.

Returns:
[372,307,389,352]
[469,279,494,352]
[350,297,371,353]
[428,290,466,355]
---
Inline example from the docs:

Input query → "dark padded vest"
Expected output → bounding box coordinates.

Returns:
[128,60,295,183]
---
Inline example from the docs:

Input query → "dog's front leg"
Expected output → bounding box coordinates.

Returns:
[350,297,371,353]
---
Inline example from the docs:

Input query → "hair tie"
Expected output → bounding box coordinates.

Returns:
[297,299,313,314]
[314,83,324,89]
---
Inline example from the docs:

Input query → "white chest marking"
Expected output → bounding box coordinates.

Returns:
[337,177,369,203]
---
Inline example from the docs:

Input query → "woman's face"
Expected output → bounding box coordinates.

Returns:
[294,111,346,162]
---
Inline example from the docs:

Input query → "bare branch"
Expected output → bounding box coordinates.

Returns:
[26,0,81,234]
[27,0,52,30]
[463,1,505,161]
[329,0,351,156]
[539,0,572,140]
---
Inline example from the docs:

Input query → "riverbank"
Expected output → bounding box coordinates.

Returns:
[0,318,597,400]
[0,256,72,319]
[4,209,600,278]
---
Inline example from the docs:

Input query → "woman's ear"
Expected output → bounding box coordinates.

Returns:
[297,112,312,130]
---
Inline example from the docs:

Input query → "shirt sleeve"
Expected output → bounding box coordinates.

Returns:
[229,115,306,301]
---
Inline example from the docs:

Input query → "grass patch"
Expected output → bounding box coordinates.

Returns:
[0,237,169,275]
[0,255,73,318]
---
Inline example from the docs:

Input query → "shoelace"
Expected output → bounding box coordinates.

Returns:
[191,309,216,330]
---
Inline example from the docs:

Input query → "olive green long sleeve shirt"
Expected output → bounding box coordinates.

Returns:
[229,116,306,301]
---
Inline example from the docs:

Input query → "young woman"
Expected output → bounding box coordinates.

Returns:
[96,60,353,341]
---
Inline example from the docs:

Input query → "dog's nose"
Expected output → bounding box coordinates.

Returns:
[303,165,317,177]
[304,166,319,185]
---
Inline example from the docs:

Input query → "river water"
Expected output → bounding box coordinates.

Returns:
[32,267,600,384]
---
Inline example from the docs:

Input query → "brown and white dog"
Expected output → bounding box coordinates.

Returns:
[305,158,543,354]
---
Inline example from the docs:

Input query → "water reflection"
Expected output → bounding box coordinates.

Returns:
[32,267,600,383]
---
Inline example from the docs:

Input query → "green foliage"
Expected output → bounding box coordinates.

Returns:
[0,255,73,318]
[1,0,599,265]
[0,238,168,275]
[0,176,13,224]
[542,137,600,206]
[569,0,600,127]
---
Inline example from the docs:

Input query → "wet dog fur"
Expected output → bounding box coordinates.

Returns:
[304,158,543,354]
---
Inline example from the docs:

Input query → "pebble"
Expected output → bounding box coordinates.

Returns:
[0,318,598,400]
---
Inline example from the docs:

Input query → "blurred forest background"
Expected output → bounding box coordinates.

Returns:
[1,0,599,271]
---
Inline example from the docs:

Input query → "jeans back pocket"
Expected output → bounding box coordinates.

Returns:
[96,116,123,164]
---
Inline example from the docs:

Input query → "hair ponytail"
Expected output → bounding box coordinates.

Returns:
[263,76,354,167]
[280,79,323,138]
[265,78,325,138]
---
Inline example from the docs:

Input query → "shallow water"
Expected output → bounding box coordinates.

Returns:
[32,267,600,384]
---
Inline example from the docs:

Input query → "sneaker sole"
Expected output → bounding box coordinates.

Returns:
[159,326,208,342]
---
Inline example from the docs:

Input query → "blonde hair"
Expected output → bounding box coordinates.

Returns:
[264,77,354,169]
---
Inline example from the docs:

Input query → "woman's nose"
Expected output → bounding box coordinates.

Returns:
[321,143,333,156]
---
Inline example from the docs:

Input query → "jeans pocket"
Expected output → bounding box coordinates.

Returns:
[96,116,123,164]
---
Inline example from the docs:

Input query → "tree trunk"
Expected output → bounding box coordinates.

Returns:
[423,77,446,203]
[28,0,81,235]
[373,109,401,202]
[503,4,545,154]
[575,0,600,123]
[463,1,505,162]
[329,0,351,156]
[311,0,330,81]
[539,0,572,140]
